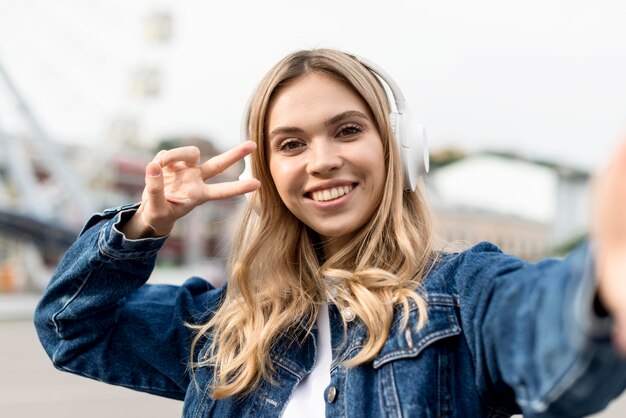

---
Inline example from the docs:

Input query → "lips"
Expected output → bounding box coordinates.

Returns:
[310,185,354,202]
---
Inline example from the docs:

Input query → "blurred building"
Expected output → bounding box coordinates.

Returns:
[0,8,241,293]
[427,150,590,260]
[0,129,243,293]
[0,129,91,292]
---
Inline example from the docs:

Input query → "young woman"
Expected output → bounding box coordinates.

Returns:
[35,49,626,417]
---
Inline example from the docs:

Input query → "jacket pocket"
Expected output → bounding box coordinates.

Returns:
[373,294,461,369]
[371,296,462,417]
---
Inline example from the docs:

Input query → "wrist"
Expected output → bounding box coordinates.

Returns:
[120,210,172,239]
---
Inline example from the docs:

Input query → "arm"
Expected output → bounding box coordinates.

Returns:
[34,205,221,399]
[453,242,626,417]
[455,140,626,416]
[34,142,260,399]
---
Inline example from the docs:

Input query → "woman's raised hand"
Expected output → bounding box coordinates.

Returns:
[594,140,626,352]
[121,141,260,239]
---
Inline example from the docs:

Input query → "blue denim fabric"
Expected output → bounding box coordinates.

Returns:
[34,205,626,417]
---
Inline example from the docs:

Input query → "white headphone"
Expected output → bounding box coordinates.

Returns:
[239,54,429,191]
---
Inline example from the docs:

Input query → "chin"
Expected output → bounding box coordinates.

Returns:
[313,225,360,242]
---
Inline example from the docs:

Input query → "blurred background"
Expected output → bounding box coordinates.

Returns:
[1,0,626,416]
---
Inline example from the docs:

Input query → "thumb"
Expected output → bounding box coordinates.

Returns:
[144,161,165,207]
[138,161,176,237]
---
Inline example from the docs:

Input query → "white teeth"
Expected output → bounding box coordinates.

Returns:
[311,185,353,202]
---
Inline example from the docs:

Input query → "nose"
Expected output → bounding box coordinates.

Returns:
[306,139,342,176]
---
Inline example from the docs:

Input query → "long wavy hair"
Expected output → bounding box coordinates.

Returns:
[190,49,435,399]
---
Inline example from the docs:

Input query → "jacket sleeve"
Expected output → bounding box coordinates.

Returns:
[33,205,224,400]
[450,242,626,417]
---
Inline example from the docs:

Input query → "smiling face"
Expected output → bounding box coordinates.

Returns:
[267,72,386,255]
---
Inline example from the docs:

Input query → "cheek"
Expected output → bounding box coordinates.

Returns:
[269,161,296,204]
[363,145,386,190]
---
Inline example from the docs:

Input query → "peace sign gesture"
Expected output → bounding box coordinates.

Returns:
[121,141,260,239]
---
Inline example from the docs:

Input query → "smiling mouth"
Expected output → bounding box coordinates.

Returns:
[309,184,354,202]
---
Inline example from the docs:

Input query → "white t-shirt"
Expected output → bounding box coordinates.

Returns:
[282,303,332,417]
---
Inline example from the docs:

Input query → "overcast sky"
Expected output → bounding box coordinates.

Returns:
[1,0,626,171]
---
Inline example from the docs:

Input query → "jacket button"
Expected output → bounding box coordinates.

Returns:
[342,307,356,322]
[326,385,337,403]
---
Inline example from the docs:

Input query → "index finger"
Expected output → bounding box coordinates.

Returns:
[199,141,257,180]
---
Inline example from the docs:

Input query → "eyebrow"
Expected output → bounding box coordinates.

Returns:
[268,110,370,140]
[324,110,370,127]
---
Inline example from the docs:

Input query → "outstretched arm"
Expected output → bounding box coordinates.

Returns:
[594,140,626,351]
[449,140,626,416]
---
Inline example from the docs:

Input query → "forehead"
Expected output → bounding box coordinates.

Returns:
[267,72,370,129]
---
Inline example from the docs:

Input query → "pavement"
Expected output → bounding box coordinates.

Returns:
[0,293,39,321]
[1,290,626,417]
[0,316,182,418]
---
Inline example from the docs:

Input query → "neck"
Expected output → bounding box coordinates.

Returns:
[320,235,352,259]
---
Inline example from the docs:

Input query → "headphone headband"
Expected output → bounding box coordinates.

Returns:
[355,56,408,114]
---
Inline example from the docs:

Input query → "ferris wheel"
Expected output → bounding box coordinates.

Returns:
[0,1,174,290]
[0,1,174,219]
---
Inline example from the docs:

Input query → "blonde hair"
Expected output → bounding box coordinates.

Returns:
[190,49,435,399]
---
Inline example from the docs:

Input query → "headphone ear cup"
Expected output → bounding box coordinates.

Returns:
[238,155,261,213]
[239,155,252,182]
[239,90,263,213]
[389,110,400,140]
[395,111,429,191]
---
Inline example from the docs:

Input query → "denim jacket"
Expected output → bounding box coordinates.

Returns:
[34,205,626,417]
